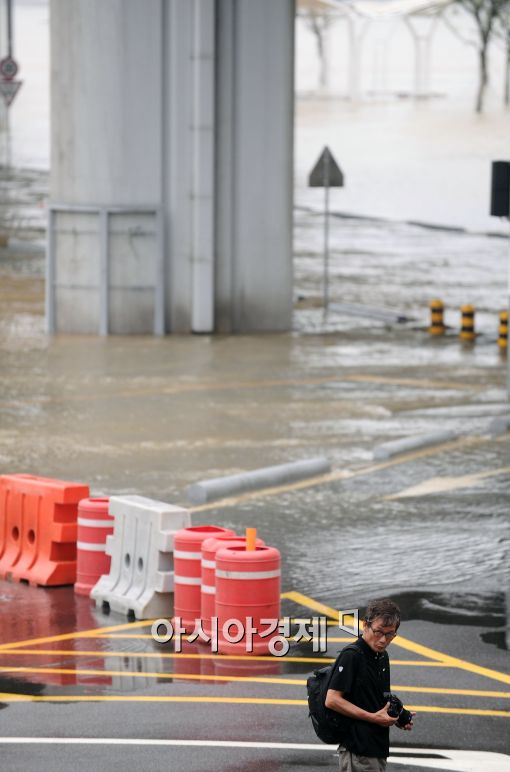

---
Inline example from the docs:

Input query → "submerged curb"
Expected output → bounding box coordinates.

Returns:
[187,457,331,504]
[372,431,459,460]
[489,416,510,436]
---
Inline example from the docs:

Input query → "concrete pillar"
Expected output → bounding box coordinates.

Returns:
[49,0,295,335]
[346,11,370,102]
[215,0,294,332]
[50,0,163,334]
[405,13,441,99]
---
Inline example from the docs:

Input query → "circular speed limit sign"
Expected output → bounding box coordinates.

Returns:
[0,56,19,80]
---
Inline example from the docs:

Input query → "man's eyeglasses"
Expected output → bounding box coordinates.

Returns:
[368,624,397,640]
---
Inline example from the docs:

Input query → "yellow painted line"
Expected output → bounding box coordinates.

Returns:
[386,465,510,500]
[343,374,483,392]
[0,619,154,652]
[392,637,510,686]
[3,666,508,698]
[0,374,346,410]
[190,435,487,513]
[287,592,510,687]
[0,693,508,716]
[281,592,343,621]
[0,648,444,667]
[0,665,305,687]
[393,685,510,699]
[323,637,357,643]
[0,604,340,654]
[0,372,480,412]
[405,705,510,718]
[98,634,355,644]
[190,471,352,513]
[0,648,327,664]
[0,693,306,706]
[388,662,449,667]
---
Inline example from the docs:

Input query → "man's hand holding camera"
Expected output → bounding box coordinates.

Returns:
[383,691,416,731]
[372,702,399,727]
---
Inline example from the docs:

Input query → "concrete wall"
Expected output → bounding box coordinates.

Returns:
[49,0,294,334]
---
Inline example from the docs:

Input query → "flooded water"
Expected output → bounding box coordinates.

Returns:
[0,1,509,613]
[0,223,509,603]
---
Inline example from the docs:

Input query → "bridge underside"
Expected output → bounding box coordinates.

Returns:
[49,0,295,334]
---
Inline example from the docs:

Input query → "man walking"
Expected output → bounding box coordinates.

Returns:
[325,598,414,772]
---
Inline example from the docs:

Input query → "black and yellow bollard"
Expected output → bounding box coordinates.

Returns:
[429,299,445,335]
[460,304,475,342]
[498,310,508,351]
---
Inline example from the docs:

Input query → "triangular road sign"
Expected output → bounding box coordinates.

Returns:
[308,146,344,188]
[0,79,22,107]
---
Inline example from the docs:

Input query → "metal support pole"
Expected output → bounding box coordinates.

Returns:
[6,0,12,57]
[323,153,330,310]
[324,183,330,310]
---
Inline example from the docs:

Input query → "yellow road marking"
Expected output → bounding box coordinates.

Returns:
[0,648,446,667]
[97,634,355,644]
[386,465,510,500]
[393,685,510,699]
[0,372,478,412]
[285,592,510,686]
[0,648,325,664]
[0,619,153,652]
[0,608,341,653]
[0,693,508,716]
[0,665,305,686]
[2,666,509,698]
[0,693,305,705]
[342,374,483,392]
[405,705,510,718]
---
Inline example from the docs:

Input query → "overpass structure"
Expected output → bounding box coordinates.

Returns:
[48,0,295,335]
[49,0,457,337]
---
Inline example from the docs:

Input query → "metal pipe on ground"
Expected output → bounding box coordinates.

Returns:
[187,457,331,504]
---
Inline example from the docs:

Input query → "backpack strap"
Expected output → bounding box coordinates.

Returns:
[326,642,363,693]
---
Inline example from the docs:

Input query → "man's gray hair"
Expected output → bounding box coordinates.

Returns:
[364,598,401,630]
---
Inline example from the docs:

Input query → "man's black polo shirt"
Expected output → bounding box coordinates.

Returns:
[328,636,391,758]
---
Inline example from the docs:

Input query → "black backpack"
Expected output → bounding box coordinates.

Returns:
[306,643,362,744]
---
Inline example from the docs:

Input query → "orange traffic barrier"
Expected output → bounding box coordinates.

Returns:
[0,473,89,586]
[201,532,265,638]
[75,497,114,597]
[173,525,235,633]
[215,544,281,656]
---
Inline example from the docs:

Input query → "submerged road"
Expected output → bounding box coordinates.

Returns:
[1,206,510,769]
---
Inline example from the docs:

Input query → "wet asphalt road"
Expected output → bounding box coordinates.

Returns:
[0,208,510,769]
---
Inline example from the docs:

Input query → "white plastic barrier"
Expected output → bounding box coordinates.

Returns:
[91,495,191,619]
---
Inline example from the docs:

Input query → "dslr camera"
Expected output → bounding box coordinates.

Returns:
[383,692,414,727]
